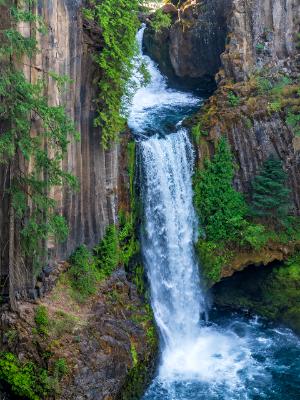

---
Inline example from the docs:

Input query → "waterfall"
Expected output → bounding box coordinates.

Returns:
[127,25,300,400]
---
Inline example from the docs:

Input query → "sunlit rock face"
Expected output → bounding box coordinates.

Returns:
[222,0,300,82]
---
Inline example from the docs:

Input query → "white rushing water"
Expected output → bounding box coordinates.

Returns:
[127,26,300,400]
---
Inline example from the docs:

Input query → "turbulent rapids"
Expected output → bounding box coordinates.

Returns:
[127,26,300,400]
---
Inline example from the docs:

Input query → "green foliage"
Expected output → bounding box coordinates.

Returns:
[150,9,172,32]
[68,245,99,301]
[256,76,273,93]
[118,211,139,267]
[250,156,291,226]
[94,225,119,276]
[191,123,208,143]
[240,224,268,250]
[0,352,51,400]
[286,111,300,136]
[196,240,227,285]
[130,342,138,367]
[194,137,247,242]
[227,91,240,107]
[53,358,69,379]
[34,305,50,335]
[255,43,265,53]
[0,1,78,270]
[84,0,140,148]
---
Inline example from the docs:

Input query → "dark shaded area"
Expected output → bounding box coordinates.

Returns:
[212,260,300,335]
[143,0,232,92]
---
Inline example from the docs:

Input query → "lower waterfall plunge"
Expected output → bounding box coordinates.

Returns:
[127,26,300,400]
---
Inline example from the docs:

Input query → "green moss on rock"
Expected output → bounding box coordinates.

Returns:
[213,254,300,334]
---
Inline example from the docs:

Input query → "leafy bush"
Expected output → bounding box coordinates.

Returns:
[241,224,268,250]
[0,352,51,400]
[53,358,69,379]
[34,305,50,335]
[286,111,300,135]
[227,91,240,107]
[255,43,265,53]
[150,9,172,32]
[196,240,228,286]
[68,245,99,300]
[94,225,119,277]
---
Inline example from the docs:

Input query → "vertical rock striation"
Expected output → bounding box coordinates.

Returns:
[0,0,121,301]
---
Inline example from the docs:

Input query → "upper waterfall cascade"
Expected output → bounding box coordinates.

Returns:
[127,26,300,400]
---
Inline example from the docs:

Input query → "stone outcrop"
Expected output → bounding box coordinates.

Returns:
[143,0,232,86]
[0,1,123,303]
[0,268,157,400]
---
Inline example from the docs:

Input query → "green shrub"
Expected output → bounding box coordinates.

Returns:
[34,305,50,335]
[53,358,69,379]
[194,137,248,242]
[196,240,227,286]
[250,155,291,226]
[68,245,99,300]
[0,352,51,400]
[227,91,240,107]
[191,123,208,143]
[130,342,138,367]
[241,224,268,250]
[150,9,172,32]
[94,225,119,277]
[286,111,300,135]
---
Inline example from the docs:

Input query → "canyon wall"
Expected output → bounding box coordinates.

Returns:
[145,0,300,212]
[0,0,122,302]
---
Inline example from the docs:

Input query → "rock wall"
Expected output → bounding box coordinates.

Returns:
[0,0,121,302]
[143,0,232,86]
[222,0,300,81]
[0,268,158,400]
[156,0,300,211]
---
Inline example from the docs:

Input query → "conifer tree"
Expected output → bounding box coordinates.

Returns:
[250,156,291,225]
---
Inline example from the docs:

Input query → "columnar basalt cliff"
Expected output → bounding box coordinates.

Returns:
[0,0,120,302]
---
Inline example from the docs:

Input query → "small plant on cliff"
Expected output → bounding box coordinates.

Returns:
[0,1,78,271]
[227,91,240,107]
[250,156,291,227]
[34,305,50,335]
[150,9,172,32]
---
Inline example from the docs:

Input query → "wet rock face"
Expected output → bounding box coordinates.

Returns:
[143,0,232,82]
[169,0,232,79]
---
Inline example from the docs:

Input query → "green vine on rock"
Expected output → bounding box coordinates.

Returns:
[83,0,141,149]
[0,0,78,271]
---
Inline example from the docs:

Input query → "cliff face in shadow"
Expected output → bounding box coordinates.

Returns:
[143,0,232,88]
[0,0,122,301]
